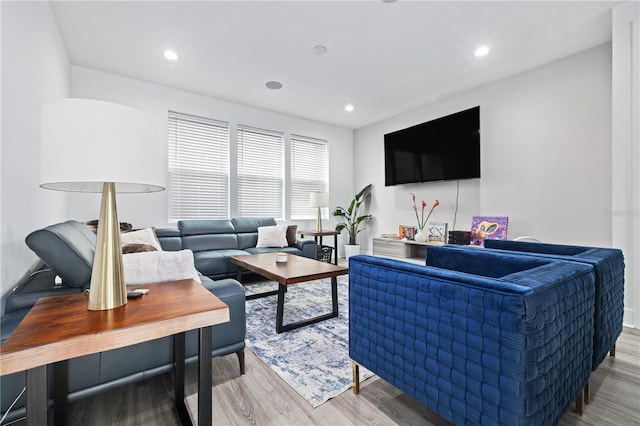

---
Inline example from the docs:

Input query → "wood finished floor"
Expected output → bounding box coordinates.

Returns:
[7,328,639,426]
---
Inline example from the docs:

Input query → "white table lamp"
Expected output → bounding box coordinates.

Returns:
[309,192,329,233]
[40,98,165,310]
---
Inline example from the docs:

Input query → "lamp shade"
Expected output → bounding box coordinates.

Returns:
[309,192,329,208]
[40,98,165,193]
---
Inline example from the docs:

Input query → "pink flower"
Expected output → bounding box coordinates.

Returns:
[410,195,439,230]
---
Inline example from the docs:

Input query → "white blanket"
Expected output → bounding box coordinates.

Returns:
[123,249,201,285]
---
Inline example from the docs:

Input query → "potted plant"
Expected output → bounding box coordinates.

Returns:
[332,184,373,260]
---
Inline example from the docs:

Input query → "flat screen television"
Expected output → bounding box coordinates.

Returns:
[384,106,480,186]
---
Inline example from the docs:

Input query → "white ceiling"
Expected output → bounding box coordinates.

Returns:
[50,1,617,129]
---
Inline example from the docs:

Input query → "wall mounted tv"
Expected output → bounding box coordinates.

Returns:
[384,106,480,186]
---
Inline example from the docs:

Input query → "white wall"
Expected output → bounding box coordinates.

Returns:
[69,66,354,239]
[0,1,70,312]
[354,44,612,255]
[612,1,639,328]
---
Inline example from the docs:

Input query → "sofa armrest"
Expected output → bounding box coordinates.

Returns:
[199,277,246,349]
[295,239,318,259]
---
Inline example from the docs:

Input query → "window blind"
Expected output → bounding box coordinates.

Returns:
[291,135,329,219]
[167,111,229,221]
[237,125,284,219]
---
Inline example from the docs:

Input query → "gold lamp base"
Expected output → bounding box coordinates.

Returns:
[87,182,127,311]
[315,207,323,233]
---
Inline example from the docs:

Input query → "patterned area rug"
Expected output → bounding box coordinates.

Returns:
[244,275,373,408]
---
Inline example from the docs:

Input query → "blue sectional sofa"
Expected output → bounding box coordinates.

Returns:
[156,217,318,279]
[349,248,596,425]
[482,239,625,370]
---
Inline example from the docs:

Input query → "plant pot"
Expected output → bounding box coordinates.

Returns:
[344,244,360,261]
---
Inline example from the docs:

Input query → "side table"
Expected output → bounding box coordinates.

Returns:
[0,279,229,426]
[298,230,340,265]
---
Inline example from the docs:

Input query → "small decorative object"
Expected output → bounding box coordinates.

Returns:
[470,216,509,246]
[399,225,417,240]
[410,193,439,240]
[276,252,288,263]
[448,230,471,245]
[427,222,448,243]
[414,230,428,242]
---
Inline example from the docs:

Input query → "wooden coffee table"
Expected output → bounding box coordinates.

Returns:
[230,253,348,333]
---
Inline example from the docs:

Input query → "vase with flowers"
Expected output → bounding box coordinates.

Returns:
[410,193,439,242]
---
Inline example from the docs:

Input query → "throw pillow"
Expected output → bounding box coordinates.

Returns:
[122,249,201,285]
[120,227,162,251]
[122,243,157,254]
[286,225,298,246]
[256,225,288,248]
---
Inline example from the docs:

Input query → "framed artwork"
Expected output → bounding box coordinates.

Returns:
[398,224,417,240]
[470,216,509,246]
[427,222,448,243]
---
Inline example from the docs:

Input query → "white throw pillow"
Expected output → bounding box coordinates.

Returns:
[120,228,162,251]
[256,225,288,248]
[123,249,201,285]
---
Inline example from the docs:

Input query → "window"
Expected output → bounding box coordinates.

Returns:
[290,135,329,219]
[237,125,284,219]
[167,111,229,221]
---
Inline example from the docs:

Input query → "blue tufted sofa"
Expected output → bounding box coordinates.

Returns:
[0,220,247,423]
[155,217,318,279]
[482,239,625,371]
[349,247,596,425]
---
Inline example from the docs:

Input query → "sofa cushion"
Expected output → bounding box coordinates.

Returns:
[120,228,162,251]
[25,220,96,288]
[232,217,278,249]
[155,228,183,251]
[179,219,235,236]
[286,225,297,245]
[122,243,157,254]
[123,250,200,285]
[182,233,239,252]
[256,225,288,248]
[193,249,249,277]
[245,246,302,256]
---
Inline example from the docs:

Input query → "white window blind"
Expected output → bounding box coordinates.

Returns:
[167,111,229,221]
[237,125,284,219]
[291,135,329,219]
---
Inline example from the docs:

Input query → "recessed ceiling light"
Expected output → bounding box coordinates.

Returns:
[164,49,178,61]
[345,104,354,112]
[474,46,490,57]
[266,81,283,90]
[313,45,327,55]
[382,0,398,3]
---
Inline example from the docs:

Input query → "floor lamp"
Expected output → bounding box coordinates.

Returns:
[309,192,329,233]
[40,98,165,310]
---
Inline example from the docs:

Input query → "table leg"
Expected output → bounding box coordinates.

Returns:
[276,283,286,332]
[333,234,338,265]
[26,365,47,426]
[53,360,68,426]
[276,277,339,333]
[198,326,212,426]
[173,332,192,426]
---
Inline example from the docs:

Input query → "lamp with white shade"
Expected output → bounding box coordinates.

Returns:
[309,192,329,233]
[40,98,165,311]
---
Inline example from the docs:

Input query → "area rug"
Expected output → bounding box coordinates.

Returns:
[244,275,373,408]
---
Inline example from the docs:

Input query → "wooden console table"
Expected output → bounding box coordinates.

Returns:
[0,279,229,426]
[372,237,444,262]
